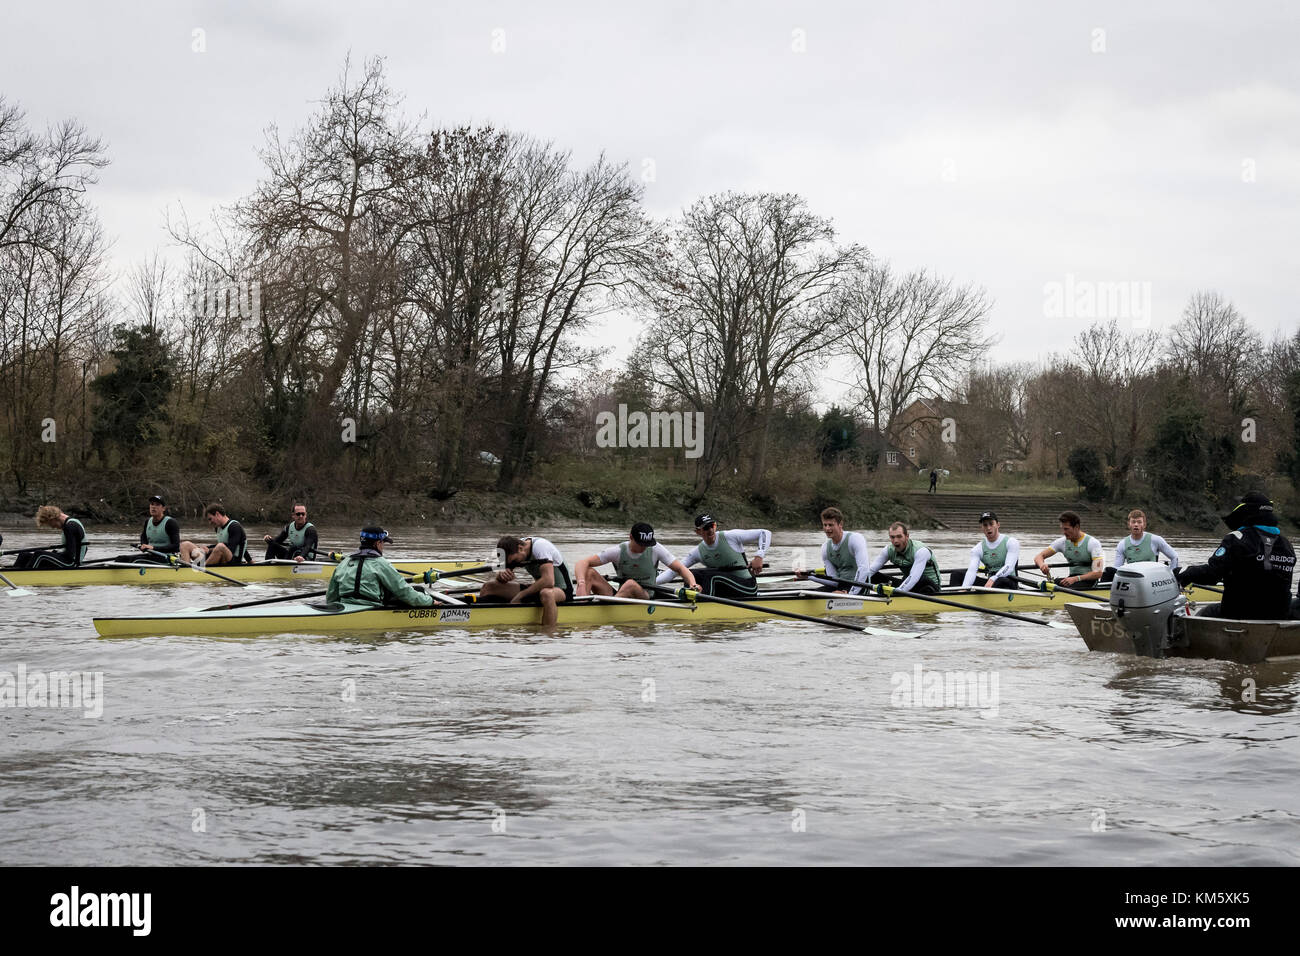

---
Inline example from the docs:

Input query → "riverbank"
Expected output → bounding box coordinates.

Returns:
[4,464,1295,536]
[0,467,933,532]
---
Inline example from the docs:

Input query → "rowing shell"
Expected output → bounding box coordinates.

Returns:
[1,559,487,587]
[92,585,1226,638]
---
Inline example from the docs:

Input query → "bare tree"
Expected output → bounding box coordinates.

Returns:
[636,192,860,496]
[231,56,433,457]
[1166,291,1259,409]
[833,261,994,447]
[0,97,107,257]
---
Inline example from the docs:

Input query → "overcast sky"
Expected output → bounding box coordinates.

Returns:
[3,0,1298,402]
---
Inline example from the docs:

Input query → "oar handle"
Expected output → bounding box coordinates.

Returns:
[1013,575,1108,601]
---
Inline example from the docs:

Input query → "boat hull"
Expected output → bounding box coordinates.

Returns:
[2,559,485,587]
[93,585,1223,638]
[1065,601,1300,664]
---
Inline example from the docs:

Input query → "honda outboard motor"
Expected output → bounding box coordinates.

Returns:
[1109,561,1186,658]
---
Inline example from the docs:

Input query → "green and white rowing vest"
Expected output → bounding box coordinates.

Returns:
[1122,532,1157,564]
[144,516,172,547]
[286,521,315,558]
[616,541,658,588]
[1060,534,1096,576]
[980,537,1009,575]
[698,532,749,581]
[526,554,573,593]
[62,518,88,562]
[217,519,245,560]
[892,537,942,588]
[825,535,859,582]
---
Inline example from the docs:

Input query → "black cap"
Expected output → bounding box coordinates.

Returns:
[979,511,997,523]
[1223,492,1274,530]
[360,526,392,543]
[694,513,716,529]
[148,495,165,505]
[630,522,656,546]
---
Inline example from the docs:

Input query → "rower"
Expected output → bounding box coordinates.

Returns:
[864,522,942,595]
[574,523,697,600]
[179,505,249,567]
[135,494,180,562]
[479,535,574,626]
[1176,492,1296,620]
[954,511,1020,590]
[263,503,318,563]
[1110,509,1179,579]
[1032,511,1104,589]
[12,505,87,569]
[654,513,769,598]
[326,527,434,608]
[794,507,872,594]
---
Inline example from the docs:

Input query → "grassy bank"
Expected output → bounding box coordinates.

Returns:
[0,464,933,532]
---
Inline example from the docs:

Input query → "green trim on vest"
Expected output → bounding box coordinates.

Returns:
[1060,533,1096,576]
[526,540,573,593]
[825,535,858,581]
[144,516,172,547]
[217,519,245,560]
[698,531,749,581]
[1122,532,1157,564]
[892,537,942,588]
[980,537,1009,574]
[616,541,658,588]
[286,521,315,557]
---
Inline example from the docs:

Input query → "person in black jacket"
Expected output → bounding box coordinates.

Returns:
[1176,492,1296,620]
[262,503,318,562]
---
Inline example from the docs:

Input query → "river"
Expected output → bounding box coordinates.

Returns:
[1,524,1296,865]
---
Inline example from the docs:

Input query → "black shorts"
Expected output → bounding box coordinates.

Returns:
[947,570,1019,590]
[692,569,759,598]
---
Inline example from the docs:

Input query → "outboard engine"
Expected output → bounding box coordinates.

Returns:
[1109,561,1187,658]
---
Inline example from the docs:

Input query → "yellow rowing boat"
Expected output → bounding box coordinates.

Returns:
[1,558,487,587]
[92,585,1225,638]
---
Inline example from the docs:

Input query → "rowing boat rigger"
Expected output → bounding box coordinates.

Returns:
[91,585,1226,638]
[2,558,487,587]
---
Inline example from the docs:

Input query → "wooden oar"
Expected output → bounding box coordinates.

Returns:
[1013,575,1109,602]
[0,570,31,596]
[197,563,497,612]
[813,572,1074,629]
[656,585,927,637]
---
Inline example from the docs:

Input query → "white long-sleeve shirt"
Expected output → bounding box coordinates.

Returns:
[654,528,770,584]
[866,542,936,592]
[961,534,1021,588]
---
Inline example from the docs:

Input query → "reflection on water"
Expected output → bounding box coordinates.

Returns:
[0,523,1297,864]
